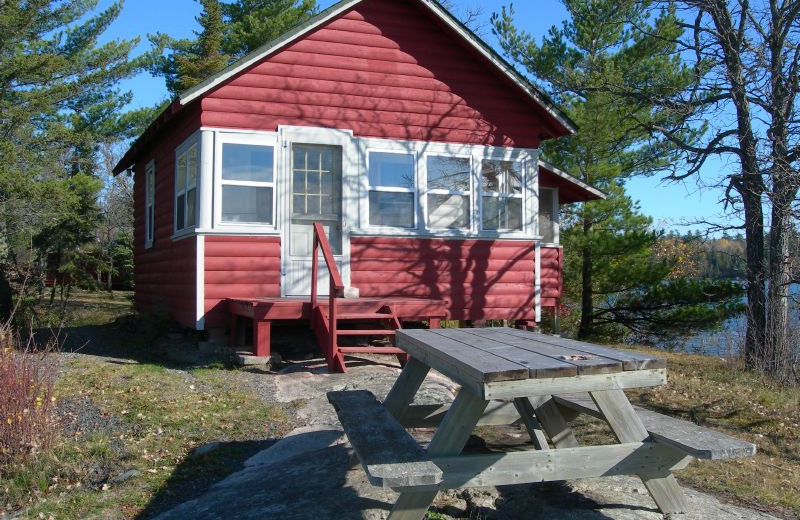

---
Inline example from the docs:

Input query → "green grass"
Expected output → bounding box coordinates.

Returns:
[0,291,292,520]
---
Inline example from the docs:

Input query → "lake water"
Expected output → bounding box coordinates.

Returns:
[666,284,800,357]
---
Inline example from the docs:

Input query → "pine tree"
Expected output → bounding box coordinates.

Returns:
[151,0,317,97]
[493,0,743,340]
[0,0,147,323]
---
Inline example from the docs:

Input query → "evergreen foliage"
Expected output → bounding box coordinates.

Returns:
[151,0,317,97]
[493,0,744,341]
[0,0,146,324]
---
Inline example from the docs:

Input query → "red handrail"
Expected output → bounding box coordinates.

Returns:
[310,222,345,371]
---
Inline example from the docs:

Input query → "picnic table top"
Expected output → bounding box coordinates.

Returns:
[395,327,665,387]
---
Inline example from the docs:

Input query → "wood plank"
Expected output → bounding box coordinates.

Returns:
[527,395,579,449]
[429,328,577,379]
[513,398,550,450]
[483,369,667,400]
[590,389,689,514]
[388,388,489,520]
[396,401,521,428]
[383,357,430,420]
[497,328,665,370]
[464,328,622,375]
[429,442,691,490]
[327,390,442,489]
[396,329,529,390]
[553,393,757,460]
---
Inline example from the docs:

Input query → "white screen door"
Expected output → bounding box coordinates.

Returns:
[284,143,344,296]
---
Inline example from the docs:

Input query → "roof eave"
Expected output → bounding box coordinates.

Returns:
[538,159,606,201]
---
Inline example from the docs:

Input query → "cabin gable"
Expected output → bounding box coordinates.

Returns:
[200,0,559,147]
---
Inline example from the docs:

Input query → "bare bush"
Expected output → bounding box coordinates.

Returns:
[0,322,57,465]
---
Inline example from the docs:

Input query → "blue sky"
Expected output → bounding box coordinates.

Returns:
[97,0,724,234]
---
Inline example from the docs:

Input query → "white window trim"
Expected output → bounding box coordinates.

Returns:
[213,131,278,232]
[173,133,200,238]
[145,160,155,249]
[539,186,560,245]
[423,150,474,232]
[364,146,418,231]
[479,155,526,233]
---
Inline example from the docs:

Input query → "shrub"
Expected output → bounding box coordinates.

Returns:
[0,323,57,465]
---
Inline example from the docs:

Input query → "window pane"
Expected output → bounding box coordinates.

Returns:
[428,194,469,229]
[369,191,414,227]
[222,143,274,182]
[187,145,197,186]
[369,152,414,189]
[427,156,470,191]
[482,160,521,194]
[483,197,522,231]
[177,154,186,191]
[186,187,196,227]
[176,193,185,230]
[539,189,555,242]
[147,206,154,241]
[222,185,273,224]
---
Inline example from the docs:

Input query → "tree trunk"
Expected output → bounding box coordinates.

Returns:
[742,186,766,370]
[578,214,593,339]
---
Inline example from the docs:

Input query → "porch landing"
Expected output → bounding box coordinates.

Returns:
[226,296,447,362]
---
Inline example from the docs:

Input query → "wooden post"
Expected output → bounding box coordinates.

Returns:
[388,388,488,520]
[590,389,688,514]
[428,318,441,329]
[383,357,431,420]
[311,234,319,312]
[253,319,271,358]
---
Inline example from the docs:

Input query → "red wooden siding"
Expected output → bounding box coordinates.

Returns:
[201,0,556,147]
[203,235,282,328]
[350,237,536,320]
[540,246,563,306]
[132,106,201,328]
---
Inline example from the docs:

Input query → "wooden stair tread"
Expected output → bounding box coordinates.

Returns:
[338,346,406,354]
[336,329,397,336]
[337,312,396,320]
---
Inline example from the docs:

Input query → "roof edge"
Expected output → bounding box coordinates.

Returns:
[538,159,606,200]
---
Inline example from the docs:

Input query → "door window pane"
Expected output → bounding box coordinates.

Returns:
[222,185,273,224]
[369,152,414,189]
[427,156,470,191]
[428,194,469,229]
[369,191,414,228]
[222,143,273,182]
[483,197,522,230]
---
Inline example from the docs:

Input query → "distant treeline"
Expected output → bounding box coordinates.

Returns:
[665,231,800,281]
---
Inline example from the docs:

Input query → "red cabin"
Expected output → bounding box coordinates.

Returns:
[114,0,604,371]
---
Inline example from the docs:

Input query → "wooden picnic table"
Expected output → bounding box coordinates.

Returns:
[327,327,756,520]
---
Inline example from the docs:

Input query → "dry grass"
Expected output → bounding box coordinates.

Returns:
[569,346,800,518]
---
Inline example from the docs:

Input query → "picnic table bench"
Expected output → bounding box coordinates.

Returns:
[327,327,756,520]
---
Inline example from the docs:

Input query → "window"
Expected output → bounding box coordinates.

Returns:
[426,155,471,229]
[175,143,198,231]
[481,159,523,231]
[221,143,274,224]
[539,188,558,242]
[367,151,415,228]
[145,161,155,248]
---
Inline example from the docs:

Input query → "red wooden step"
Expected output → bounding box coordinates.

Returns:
[337,312,395,320]
[335,329,397,336]
[338,346,406,354]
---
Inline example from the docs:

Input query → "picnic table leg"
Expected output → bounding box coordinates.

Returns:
[527,395,579,449]
[589,389,688,514]
[388,388,489,520]
[383,357,430,420]
[513,398,550,450]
